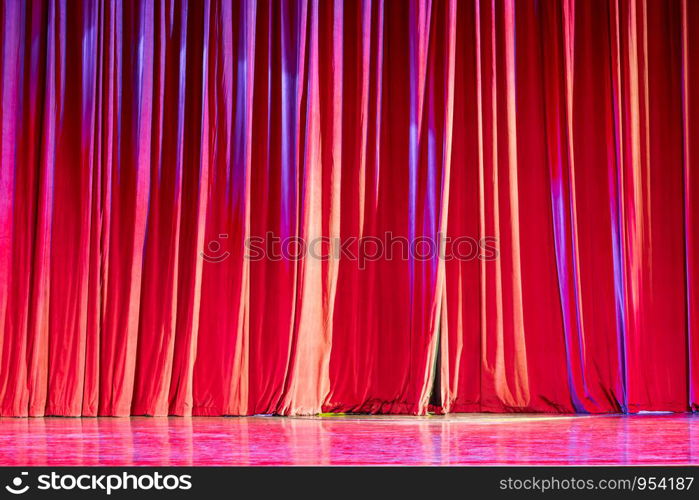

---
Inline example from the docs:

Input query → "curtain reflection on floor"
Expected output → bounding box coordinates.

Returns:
[0,415,697,465]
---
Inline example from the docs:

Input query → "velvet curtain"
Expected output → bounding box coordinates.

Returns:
[0,0,697,417]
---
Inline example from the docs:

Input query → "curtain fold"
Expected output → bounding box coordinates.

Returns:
[0,0,697,416]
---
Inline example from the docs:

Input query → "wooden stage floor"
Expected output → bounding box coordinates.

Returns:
[1,413,697,466]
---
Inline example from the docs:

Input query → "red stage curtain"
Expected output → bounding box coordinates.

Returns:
[1,0,698,416]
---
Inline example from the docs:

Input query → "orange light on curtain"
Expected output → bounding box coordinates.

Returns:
[0,0,698,417]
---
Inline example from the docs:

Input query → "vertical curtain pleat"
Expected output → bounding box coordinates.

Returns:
[1,0,698,416]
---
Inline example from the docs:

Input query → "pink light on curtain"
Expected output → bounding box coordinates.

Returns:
[0,0,698,417]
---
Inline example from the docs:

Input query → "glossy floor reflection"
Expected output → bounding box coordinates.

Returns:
[1,414,697,465]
